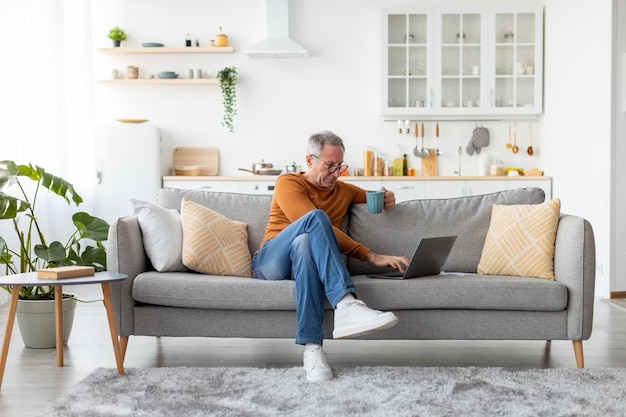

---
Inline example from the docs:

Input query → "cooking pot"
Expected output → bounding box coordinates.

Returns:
[285,162,302,173]
[238,160,282,175]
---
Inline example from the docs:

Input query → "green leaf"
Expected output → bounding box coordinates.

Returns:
[0,192,30,220]
[72,212,109,242]
[76,246,107,271]
[34,241,67,263]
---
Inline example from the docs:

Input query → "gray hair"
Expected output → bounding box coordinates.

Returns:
[307,131,345,156]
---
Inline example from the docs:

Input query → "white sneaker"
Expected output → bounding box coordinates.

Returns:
[303,345,333,382]
[333,300,399,339]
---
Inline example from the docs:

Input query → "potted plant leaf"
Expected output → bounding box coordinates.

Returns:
[108,26,127,47]
[0,160,109,348]
[217,66,237,133]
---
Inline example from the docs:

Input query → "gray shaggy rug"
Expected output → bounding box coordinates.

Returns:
[41,366,626,417]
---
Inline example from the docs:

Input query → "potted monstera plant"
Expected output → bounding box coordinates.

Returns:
[0,160,109,348]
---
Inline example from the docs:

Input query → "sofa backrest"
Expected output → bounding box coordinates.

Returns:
[158,186,545,273]
[158,188,273,255]
[347,187,546,275]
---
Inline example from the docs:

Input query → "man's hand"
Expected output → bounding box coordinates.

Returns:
[364,251,410,272]
[381,187,396,210]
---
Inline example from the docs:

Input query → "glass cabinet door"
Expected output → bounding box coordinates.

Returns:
[439,13,482,110]
[385,12,430,111]
[494,12,536,109]
[382,7,542,118]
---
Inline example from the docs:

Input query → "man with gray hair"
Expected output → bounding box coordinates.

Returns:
[253,130,409,382]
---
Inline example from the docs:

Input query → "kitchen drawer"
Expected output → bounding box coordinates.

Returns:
[383,180,425,203]
[163,179,239,193]
[239,181,276,195]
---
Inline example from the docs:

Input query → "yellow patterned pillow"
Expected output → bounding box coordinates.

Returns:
[477,198,561,280]
[180,197,252,278]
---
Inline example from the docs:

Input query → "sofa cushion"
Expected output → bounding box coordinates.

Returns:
[477,198,561,280]
[347,187,546,275]
[131,199,186,272]
[158,188,272,255]
[180,198,252,278]
[131,272,568,312]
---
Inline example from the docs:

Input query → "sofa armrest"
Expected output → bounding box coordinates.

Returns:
[553,214,596,340]
[107,215,150,336]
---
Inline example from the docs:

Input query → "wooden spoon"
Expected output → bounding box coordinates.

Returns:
[511,122,519,153]
[527,123,534,156]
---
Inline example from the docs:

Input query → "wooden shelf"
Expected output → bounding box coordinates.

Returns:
[97,46,234,54]
[98,78,221,85]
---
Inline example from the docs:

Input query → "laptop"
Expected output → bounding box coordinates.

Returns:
[366,236,457,280]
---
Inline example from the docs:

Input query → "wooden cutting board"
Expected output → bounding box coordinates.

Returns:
[172,147,219,176]
[421,149,438,176]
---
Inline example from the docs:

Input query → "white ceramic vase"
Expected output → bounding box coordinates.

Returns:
[16,295,77,349]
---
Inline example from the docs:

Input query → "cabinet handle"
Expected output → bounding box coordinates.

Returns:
[192,185,213,189]
[490,88,494,107]
[428,89,433,108]
[394,185,415,190]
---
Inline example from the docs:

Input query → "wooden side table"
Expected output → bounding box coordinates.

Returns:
[0,271,128,389]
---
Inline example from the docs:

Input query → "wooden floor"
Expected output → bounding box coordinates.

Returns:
[1,284,626,417]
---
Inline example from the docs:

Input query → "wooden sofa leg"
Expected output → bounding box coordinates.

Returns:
[572,340,584,368]
[119,336,129,362]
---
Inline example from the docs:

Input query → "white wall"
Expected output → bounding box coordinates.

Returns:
[541,0,613,296]
[91,0,617,296]
[91,0,549,177]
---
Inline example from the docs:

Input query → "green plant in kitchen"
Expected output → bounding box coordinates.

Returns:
[0,160,109,300]
[107,26,127,47]
[217,66,238,133]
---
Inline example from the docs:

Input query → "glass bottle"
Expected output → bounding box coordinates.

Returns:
[393,146,404,176]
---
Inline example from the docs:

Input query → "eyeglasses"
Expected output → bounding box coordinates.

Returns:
[310,155,349,175]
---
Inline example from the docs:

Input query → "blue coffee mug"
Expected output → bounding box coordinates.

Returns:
[366,191,384,214]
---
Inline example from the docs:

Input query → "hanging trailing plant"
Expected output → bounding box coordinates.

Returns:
[217,66,237,133]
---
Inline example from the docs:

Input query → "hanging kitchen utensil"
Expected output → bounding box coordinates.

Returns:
[527,122,534,156]
[412,123,420,157]
[466,123,490,155]
[511,122,519,153]
[435,122,442,156]
[419,123,429,158]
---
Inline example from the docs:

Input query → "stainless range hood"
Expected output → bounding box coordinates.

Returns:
[244,0,309,58]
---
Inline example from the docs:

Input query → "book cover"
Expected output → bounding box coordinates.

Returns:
[36,266,95,279]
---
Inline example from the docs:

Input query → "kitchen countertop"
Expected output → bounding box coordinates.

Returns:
[162,175,551,181]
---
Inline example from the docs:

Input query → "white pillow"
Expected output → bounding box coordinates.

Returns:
[131,199,186,272]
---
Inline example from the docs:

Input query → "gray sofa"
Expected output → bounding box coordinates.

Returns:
[108,186,596,368]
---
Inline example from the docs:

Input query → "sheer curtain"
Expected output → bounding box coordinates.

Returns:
[0,1,95,302]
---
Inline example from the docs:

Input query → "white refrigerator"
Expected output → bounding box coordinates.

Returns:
[93,124,163,223]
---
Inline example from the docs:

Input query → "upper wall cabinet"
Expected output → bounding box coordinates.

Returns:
[381,7,543,120]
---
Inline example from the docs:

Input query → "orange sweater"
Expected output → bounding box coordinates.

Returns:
[260,173,370,260]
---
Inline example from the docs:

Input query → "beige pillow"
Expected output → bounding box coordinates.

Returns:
[477,198,561,280]
[180,197,252,277]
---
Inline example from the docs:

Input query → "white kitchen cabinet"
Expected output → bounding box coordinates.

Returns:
[162,178,240,192]
[381,6,543,119]
[383,179,425,201]
[383,177,551,203]
[162,176,552,203]
[423,180,466,199]
[239,180,276,195]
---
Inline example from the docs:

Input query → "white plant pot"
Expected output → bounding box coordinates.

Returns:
[16,295,77,349]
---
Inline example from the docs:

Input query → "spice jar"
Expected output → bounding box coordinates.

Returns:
[490,159,504,176]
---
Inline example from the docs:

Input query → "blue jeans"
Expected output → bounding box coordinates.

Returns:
[252,209,356,345]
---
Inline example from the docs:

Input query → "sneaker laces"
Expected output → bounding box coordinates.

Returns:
[305,345,327,367]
